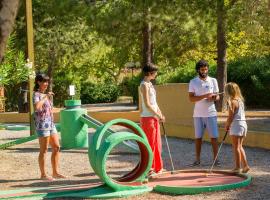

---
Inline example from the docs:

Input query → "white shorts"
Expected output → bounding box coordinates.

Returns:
[230,122,247,137]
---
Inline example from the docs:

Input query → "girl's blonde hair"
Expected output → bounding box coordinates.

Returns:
[224,82,244,110]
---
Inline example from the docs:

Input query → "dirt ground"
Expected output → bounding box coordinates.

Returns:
[0,127,270,200]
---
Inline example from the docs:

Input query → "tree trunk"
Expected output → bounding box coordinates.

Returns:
[268,0,270,15]
[18,81,29,113]
[141,7,153,67]
[216,0,227,112]
[47,46,56,93]
[47,64,53,92]
[0,0,20,63]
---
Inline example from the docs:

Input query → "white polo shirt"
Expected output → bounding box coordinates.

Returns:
[189,76,219,117]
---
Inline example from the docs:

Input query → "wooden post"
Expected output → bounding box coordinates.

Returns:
[25,0,35,135]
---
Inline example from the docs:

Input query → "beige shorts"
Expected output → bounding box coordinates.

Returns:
[229,122,247,137]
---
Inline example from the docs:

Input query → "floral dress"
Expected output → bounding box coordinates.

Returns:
[33,91,55,131]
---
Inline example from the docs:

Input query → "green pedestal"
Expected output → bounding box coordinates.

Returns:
[60,100,88,149]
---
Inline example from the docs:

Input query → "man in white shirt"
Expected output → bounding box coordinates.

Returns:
[188,60,220,166]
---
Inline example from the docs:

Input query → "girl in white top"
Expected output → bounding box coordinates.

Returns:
[140,63,165,176]
[225,82,250,173]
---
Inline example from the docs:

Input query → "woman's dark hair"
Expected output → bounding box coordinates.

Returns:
[142,63,158,76]
[34,73,50,91]
[195,59,209,72]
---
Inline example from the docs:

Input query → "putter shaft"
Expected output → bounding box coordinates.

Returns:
[208,131,228,174]
[162,122,175,172]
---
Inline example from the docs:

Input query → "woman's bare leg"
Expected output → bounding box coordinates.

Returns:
[50,133,65,178]
[38,136,50,178]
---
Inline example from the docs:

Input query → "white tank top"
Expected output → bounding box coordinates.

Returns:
[233,99,246,121]
[231,99,247,127]
[140,81,158,117]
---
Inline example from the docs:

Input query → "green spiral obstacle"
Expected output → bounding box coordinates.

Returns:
[89,119,152,188]
[62,118,153,199]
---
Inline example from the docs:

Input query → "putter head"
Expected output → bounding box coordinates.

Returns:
[205,170,213,177]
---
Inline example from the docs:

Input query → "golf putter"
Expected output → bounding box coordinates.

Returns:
[161,122,175,174]
[206,130,229,176]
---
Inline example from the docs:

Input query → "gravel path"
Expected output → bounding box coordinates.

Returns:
[0,128,270,200]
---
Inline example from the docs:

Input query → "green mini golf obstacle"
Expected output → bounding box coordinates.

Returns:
[89,119,152,188]
[60,100,88,149]
[65,118,153,199]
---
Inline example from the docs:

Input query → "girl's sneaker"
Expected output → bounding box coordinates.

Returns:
[190,160,201,166]
[242,166,250,173]
[214,160,221,167]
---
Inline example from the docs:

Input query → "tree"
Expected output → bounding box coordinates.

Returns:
[0,0,20,62]
[0,35,30,111]
[216,0,227,111]
[142,7,152,67]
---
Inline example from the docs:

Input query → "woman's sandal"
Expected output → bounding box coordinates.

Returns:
[156,168,166,175]
[147,170,156,178]
[52,174,67,179]
[40,176,54,182]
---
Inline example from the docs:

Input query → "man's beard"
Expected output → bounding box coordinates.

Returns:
[198,71,208,78]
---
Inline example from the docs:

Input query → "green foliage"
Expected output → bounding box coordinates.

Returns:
[155,56,270,108]
[121,74,142,104]
[0,35,30,111]
[0,35,29,86]
[52,71,81,107]
[227,56,270,108]
[226,0,270,58]
[4,0,269,111]
[81,81,121,104]
[156,61,217,84]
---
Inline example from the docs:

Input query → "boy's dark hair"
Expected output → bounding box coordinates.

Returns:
[195,59,209,72]
[34,73,50,91]
[142,63,158,76]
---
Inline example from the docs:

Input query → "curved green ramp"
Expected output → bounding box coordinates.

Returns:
[88,118,153,197]
[6,125,30,131]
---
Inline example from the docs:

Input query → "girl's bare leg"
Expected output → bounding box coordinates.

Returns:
[231,135,241,169]
[240,137,250,172]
